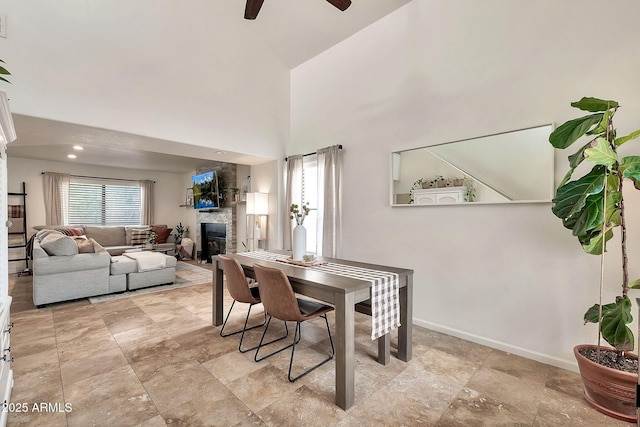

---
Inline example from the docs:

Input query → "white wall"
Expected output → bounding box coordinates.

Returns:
[6,157,190,272]
[291,0,640,370]
[0,0,290,161]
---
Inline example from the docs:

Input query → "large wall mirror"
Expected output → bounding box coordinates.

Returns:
[391,124,555,206]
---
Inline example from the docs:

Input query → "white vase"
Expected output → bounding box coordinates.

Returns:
[292,224,306,261]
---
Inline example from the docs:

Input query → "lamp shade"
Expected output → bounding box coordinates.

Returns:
[246,192,269,215]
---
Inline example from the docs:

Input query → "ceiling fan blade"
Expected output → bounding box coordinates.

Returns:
[326,0,351,11]
[244,0,265,20]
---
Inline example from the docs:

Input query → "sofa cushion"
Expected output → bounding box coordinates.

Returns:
[40,234,79,256]
[84,226,126,247]
[130,228,151,245]
[150,226,173,243]
[34,252,110,275]
[75,237,107,253]
[35,229,64,242]
[110,256,138,275]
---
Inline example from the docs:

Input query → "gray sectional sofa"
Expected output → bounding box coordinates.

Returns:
[32,224,176,256]
[31,225,178,307]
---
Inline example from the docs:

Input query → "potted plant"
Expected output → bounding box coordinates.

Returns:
[549,97,640,422]
[172,222,189,244]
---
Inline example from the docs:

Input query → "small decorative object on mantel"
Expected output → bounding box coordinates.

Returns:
[185,188,194,206]
[290,202,310,261]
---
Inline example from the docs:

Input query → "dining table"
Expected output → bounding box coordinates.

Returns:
[212,251,413,410]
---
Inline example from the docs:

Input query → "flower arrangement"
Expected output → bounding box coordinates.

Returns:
[145,231,157,244]
[290,203,310,225]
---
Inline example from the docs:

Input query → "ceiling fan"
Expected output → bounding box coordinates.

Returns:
[244,0,352,20]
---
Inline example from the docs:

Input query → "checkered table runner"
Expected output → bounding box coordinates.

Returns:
[240,251,400,340]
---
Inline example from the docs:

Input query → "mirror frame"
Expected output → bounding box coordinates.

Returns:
[390,124,556,206]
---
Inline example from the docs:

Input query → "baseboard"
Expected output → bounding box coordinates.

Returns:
[414,318,579,373]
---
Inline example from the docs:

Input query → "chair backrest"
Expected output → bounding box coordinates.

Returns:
[253,264,303,322]
[218,255,260,304]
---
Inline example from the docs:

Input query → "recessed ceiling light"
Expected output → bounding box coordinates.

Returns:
[73,145,84,151]
[216,151,226,155]
[67,154,77,159]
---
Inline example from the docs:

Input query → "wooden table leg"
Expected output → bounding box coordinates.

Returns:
[397,274,413,362]
[377,334,391,365]
[334,291,355,410]
[212,260,223,326]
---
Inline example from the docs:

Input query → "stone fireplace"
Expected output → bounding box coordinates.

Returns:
[196,208,235,262]
[200,222,226,263]
[193,161,238,261]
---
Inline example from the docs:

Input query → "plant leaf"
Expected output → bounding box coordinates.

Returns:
[0,76,9,83]
[584,137,618,168]
[615,129,640,147]
[628,279,640,289]
[601,297,634,351]
[584,298,634,351]
[581,223,614,255]
[566,193,603,238]
[584,303,600,324]
[571,97,619,112]
[552,166,606,222]
[568,140,593,169]
[586,109,611,136]
[549,114,603,149]
[620,156,640,191]
[0,66,10,75]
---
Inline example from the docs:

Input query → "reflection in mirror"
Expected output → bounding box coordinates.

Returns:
[391,124,555,205]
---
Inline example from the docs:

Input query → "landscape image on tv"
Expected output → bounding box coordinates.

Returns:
[192,171,219,209]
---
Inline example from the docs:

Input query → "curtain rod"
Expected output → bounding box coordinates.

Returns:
[41,172,155,183]
[285,144,342,161]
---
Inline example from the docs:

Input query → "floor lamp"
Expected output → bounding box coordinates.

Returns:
[246,192,269,251]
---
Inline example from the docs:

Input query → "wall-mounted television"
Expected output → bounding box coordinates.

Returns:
[192,171,220,209]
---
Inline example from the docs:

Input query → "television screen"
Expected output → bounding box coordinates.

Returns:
[192,171,219,209]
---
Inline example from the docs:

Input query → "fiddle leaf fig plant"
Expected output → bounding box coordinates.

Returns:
[550,97,640,355]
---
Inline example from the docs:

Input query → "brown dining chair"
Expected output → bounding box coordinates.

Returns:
[218,255,288,353]
[253,263,335,382]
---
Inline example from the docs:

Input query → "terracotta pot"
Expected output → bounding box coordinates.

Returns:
[574,344,637,423]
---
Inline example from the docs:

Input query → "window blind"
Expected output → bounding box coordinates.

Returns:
[68,178,141,225]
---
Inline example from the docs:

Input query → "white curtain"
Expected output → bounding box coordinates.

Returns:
[316,145,342,258]
[140,180,154,225]
[42,172,70,225]
[284,155,303,251]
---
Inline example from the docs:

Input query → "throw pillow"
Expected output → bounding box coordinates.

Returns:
[126,226,150,245]
[93,239,106,253]
[40,234,79,256]
[130,228,151,245]
[57,227,85,236]
[75,237,94,253]
[35,229,63,242]
[150,226,172,244]
[75,237,107,253]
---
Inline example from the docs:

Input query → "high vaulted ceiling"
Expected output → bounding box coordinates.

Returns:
[2,1,411,172]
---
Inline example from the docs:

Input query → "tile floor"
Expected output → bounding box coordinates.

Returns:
[6,262,629,426]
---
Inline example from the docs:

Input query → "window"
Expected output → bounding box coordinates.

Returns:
[302,156,318,254]
[68,177,141,225]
